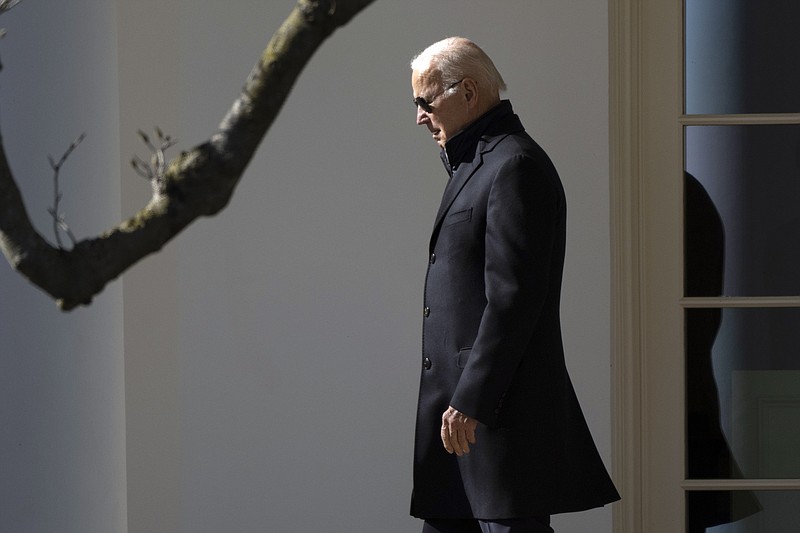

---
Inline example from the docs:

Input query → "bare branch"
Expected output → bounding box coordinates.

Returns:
[131,127,178,195]
[47,133,86,249]
[0,0,378,310]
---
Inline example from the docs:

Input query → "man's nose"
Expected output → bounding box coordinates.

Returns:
[416,105,428,125]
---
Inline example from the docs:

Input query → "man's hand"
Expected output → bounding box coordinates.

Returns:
[441,406,478,455]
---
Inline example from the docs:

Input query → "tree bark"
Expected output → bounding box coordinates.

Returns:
[0,0,376,310]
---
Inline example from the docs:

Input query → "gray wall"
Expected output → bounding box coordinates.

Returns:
[1,1,612,532]
[0,1,126,532]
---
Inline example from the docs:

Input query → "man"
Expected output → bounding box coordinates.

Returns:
[410,37,620,533]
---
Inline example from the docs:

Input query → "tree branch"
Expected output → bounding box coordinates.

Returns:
[47,132,85,249]
[0,0,376,310]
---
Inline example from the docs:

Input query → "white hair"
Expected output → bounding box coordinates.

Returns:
[410,37,507,97]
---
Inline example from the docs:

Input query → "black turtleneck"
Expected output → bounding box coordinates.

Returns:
[439,100,519,177]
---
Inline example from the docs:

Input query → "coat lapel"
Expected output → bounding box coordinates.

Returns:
[428,140,489,253]
[427,103,524,252]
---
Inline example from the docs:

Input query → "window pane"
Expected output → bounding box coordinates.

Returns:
[685,125,800,297]
[687,308,800,480]
[685,491,800,533]
[686,1,800,114]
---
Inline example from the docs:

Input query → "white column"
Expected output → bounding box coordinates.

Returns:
[0,1,126,532]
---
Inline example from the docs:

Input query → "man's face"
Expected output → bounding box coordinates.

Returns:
[412,70,467,149]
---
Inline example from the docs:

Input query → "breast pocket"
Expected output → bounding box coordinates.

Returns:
[444,207,472,227]
[455,347,472,369]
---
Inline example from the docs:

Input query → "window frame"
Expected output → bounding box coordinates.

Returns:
[612,1,800,531]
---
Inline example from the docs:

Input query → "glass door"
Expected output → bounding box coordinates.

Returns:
[683,2,800,531]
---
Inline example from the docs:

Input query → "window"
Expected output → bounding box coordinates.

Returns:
[611,1,800,531]
[683,2,800,531]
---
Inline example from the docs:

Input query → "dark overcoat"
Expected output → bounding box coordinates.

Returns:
[411,101,620,519]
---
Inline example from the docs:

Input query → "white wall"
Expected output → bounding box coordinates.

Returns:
[1,1,613,532]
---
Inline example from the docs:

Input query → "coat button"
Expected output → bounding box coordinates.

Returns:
[429,253,436,264]
[423,306,430,317]
[423,357,432,370]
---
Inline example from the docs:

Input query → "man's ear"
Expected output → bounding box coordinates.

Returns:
[462,77,479,107]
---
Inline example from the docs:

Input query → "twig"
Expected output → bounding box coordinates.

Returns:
[131,127,177,193]
[47,133,86,250]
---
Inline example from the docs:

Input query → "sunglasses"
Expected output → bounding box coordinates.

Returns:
[413,79,464,113]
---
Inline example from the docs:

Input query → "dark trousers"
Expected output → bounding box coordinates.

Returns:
[422,516,553,533]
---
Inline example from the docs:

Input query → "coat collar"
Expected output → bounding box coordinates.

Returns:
[429,101,524,251]
[439,100,522,175]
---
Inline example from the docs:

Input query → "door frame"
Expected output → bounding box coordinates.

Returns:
[610,0,685,530]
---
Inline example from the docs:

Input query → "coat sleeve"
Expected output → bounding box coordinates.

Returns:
[449,153,565,427]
